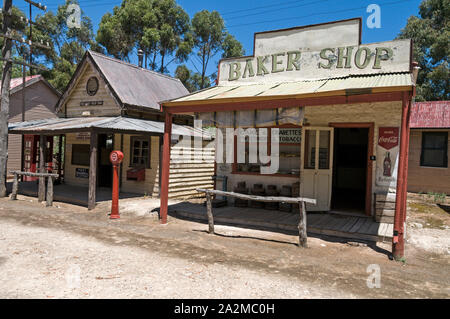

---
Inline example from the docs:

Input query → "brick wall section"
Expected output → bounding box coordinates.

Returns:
[408,129,450,195]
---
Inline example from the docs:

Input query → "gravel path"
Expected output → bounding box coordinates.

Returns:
[0,219,354,299]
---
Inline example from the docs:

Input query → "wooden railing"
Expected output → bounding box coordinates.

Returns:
[9,171,59,207]
[196,188,316,248]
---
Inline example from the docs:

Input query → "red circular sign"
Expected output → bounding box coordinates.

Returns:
[110,151,124,165]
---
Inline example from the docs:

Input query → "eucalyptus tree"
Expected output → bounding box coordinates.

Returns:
[397,0,449,101]
[191,10,244,89]
[97,0,193,73]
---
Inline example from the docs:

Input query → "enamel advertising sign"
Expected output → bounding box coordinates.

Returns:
[376,127,400,188]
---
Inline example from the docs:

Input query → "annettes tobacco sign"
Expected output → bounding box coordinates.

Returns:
[218,19,411,84]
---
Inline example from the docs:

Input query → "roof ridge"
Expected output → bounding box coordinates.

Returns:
[88,50,182,83]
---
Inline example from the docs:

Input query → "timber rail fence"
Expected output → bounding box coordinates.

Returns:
[196,188,316,247]
[9,170,59,207]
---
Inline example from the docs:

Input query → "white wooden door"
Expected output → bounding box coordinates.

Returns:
[300,127,334,211]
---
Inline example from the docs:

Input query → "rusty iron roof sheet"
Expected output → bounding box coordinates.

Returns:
[410,101,450,128]
[165,73,413,105]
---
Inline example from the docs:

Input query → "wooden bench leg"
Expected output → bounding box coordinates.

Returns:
[298,201,308,248]
[10,173,18,200]
[206,193,214,234]
[46,177,53,207]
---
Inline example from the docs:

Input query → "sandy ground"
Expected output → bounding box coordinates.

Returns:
[0,196,449,299]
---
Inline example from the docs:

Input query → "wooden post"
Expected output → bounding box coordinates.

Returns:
[392,92,410,260]
[38,135,46,202]
[298,201,308,248]
[57,135,62,182]
[160,112,172,224]
[206,193,214,234]
[46,176,53,207]
[88,131,98,210]
[10,172,18,200]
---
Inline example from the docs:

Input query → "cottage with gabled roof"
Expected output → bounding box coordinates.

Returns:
[9,50,214,209]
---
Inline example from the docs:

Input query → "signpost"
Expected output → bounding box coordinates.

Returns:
[109,150,124,219]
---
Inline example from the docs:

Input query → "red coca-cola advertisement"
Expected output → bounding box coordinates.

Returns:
[376,127,400,187]
[378,127,399,150]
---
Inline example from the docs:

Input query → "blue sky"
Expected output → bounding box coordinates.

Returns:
[19,0,422,77]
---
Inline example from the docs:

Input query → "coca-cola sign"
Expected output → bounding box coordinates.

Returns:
[378,128,399,150]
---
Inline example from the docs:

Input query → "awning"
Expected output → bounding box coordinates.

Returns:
[8,116,211,139]
[163,72,414,107]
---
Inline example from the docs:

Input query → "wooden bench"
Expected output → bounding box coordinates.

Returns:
[9,171,59,207]
[196,188,316,248]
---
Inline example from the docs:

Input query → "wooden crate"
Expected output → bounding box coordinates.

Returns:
[374,193,396,224]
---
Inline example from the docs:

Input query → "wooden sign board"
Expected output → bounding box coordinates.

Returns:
[218,19,411,84]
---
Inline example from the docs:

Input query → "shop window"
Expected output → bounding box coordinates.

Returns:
[130,136,151,168]
[233,127,301,175]
[420,132,448,168]
[71,144,90,166]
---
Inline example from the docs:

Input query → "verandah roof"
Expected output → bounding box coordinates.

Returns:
[8,116,211,138]
[162,72,414,108]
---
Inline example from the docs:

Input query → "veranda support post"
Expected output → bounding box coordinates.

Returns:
[88,131,98,210]
[160,112,172,224]
[38,135,46,202]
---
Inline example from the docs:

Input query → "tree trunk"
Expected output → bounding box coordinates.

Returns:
[0,0,13,197]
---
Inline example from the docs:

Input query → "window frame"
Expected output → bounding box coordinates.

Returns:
[130,136,151,169]
[71,144,91,166]
[231,124,302,177]
[420,131,448,168]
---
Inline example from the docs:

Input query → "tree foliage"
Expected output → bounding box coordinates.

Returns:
[97,0,193,73]
[187,10,244,90]
[23,0,99,92]
[397,0,449,101]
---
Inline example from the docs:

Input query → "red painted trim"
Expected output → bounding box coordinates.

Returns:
[159,112,172,224]
[164,92,405,114]
[329,122,375,216]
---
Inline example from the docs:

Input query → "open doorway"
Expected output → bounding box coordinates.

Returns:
[331,127,369,214]
[98,134,114,188]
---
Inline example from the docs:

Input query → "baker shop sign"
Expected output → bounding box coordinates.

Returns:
[218,19,412,84]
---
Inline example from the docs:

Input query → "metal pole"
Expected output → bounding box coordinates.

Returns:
[110,163,120,219]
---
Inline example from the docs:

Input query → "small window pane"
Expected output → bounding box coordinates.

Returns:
[304,130,316,169]
[421,132,448,168]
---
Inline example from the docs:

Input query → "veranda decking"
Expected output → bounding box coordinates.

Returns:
[168,202,394,243]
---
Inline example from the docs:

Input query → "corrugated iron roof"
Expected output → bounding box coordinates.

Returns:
[9,75,40,90]
[89,51,189,110]
[410,101,450,128]
[8,117,211,138]
[165,73,413,105]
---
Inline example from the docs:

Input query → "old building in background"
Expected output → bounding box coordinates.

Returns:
[9,51,214,208]
[6,75,60,179]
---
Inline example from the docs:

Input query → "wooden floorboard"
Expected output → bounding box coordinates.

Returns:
[170,203,393,242]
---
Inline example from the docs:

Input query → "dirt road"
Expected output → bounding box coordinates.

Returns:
[0,197,449,298]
